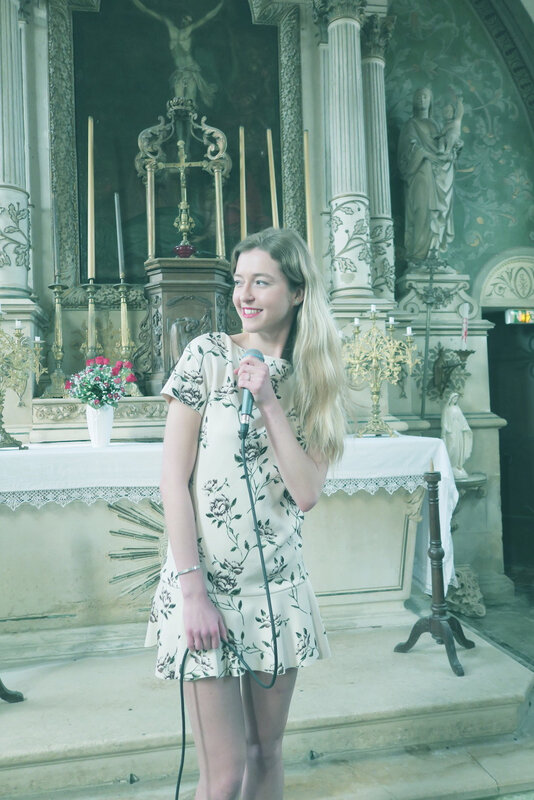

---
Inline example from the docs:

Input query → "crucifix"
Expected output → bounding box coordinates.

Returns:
[166,139,207,251]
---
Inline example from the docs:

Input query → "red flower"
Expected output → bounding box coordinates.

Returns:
[86,358,95,366]
[125,373,137,383]
[114,377,121,384]
[111,366,120,376]
[123,361,133,369]
[65,379,72,390]
[95,356,105,365]
[102,358,110,365]
[115,360,123,369]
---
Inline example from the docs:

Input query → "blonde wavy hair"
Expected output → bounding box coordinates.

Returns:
[231,227,347,463]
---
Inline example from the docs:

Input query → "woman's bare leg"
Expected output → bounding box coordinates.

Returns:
[184,676,246,800]
[240,669,298,800]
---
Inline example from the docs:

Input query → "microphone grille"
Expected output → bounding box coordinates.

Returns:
[243,348,264,362]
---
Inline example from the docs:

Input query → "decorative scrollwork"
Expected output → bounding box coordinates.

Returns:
[0,202,30,269]
[412,342,473,401]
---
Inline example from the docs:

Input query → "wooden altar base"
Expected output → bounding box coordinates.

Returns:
[1,622,533,800]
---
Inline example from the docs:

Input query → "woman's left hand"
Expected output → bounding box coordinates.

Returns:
[235,355,275,407]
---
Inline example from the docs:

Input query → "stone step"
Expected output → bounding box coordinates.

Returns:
[1,624,533,798]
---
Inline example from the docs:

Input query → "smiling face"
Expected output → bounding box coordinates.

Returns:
[232,248,303,350]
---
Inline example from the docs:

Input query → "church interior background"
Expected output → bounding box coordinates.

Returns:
[1,0,534,798]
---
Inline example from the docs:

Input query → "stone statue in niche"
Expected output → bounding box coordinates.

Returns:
[131,0,223,107]
[398,87,463,263]
[441,392,473,480]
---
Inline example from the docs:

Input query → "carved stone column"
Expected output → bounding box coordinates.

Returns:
[314,0,372,319]
[361,14,396,302]
[0,0,30,298]
[249,2,305,238]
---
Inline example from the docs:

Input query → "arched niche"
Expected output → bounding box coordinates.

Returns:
[473,248,534,311]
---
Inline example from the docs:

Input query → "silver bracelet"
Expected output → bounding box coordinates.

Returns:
[176,564,201,578]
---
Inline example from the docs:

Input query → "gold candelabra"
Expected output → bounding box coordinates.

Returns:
[343,310,419,437]
[0,318,47,449]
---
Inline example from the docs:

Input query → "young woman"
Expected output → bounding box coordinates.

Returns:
[146,227,346,800]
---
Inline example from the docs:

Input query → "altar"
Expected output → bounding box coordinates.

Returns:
[0,435,456,639]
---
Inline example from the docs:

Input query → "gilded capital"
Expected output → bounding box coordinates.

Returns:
[361,14,396,59]
[313,0,367,27]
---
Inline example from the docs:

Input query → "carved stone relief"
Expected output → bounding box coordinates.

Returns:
[481,257,534,307]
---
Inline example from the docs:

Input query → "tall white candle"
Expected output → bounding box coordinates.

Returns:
[239,126,247,241]
[114,192,125,280]
[406,326,412,336]
[52,194,60,282]
[266,129,279,228]
[87,116,95,280]
[370,304,377,313]
[353,317,360,327]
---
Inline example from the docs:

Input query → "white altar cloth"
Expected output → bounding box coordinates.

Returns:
[0,435,457,592]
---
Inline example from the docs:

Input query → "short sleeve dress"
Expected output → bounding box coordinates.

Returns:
[145,331,330,681]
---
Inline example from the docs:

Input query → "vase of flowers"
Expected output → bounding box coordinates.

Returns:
[65,357,137,447]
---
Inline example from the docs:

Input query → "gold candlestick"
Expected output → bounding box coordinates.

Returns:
[114,282,141,395]
[0,317,47,448]
[42,282,68,398]
[343,310,419,437]
[266,128,279,228]
[81,279,101,360]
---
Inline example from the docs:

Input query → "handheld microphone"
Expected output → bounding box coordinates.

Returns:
[239,348,264,439]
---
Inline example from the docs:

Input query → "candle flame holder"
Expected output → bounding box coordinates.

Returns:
[0,318,47,449]
[343,312,420,437]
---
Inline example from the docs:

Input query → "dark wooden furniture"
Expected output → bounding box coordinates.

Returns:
[394,468,475,676]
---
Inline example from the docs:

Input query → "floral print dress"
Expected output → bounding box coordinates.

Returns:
[145,332,330,680]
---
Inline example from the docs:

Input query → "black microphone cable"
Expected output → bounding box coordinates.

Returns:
[174,434,279,799]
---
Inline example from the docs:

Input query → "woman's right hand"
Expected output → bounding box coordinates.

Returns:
[182,590,227,652]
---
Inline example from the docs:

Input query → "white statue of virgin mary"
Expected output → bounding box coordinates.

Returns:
[441,392,473,479]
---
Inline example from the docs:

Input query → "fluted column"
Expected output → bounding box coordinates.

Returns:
[362,14,395,301]
[315,0,372,310]
[0,0,30,298]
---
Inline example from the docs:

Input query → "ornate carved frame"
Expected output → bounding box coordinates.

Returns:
[47,0,305,307]
[474,247,534,310]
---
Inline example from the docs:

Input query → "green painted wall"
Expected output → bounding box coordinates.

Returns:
[385,0,534,279]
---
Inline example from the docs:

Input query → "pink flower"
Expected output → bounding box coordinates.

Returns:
[126,373,137,383]
[114,377,121,384]
[65,379,72,390]
[102,358,110,365]
[94,398,100,405]
[111,366,120,376]
[115,360,123,369]
[86,358,95,366]
[123,361,133,369]
[95,356,105,365]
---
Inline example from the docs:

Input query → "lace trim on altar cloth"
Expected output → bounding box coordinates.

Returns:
[0,475,426,510]
[323,474,426,497]
[0,486,162,511]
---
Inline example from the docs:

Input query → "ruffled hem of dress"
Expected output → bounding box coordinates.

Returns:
[145,577,330,681]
